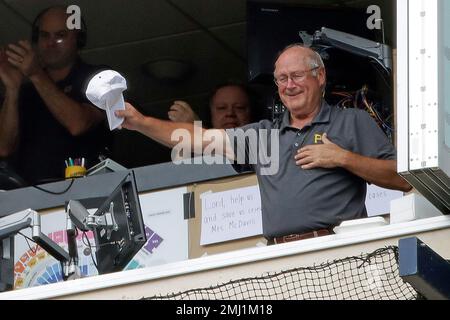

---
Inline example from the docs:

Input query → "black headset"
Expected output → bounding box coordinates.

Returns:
[31,6,87,49]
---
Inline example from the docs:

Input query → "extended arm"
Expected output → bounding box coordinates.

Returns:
[28,71,104,136]
[116,102,235,160]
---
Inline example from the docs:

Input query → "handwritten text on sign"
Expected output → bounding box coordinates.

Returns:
[365,184,403,217]
[200,186,263,245]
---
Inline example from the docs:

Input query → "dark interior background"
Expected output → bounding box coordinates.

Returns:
[0,0,395,170]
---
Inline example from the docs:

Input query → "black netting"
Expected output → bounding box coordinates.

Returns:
[144,246,419,300]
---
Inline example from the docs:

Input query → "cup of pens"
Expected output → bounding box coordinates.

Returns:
[65,157,86,179]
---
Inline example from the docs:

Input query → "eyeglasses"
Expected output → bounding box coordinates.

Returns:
[39,31,69,44]
[274,67,319,87]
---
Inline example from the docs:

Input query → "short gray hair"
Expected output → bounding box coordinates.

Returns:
[275,43,325,76]
[275,43,326,94]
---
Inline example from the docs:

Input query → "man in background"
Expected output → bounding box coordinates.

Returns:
[0,6,110,186]
[168,81,256,129]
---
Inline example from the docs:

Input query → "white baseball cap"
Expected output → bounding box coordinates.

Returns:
[86,70,127,130]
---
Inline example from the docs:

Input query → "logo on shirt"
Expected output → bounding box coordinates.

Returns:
[314,133,323,144]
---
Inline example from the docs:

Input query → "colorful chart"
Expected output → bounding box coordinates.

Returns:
[15,225,164,289]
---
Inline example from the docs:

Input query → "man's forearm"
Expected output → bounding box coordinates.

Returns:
[135,116,235,159]
[29,71,102,136]
[137,116,205,148]
[340,151,412,192]
[0,89,20,157]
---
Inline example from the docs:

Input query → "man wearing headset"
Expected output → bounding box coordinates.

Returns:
[0,6,110,185]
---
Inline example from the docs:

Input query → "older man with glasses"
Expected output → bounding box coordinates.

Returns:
[116,43,411,245]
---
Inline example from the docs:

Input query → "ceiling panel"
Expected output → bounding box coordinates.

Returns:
[169,0,246,27]
[0,1,30,45]
[3,0,201,48]
[81,24,247,107]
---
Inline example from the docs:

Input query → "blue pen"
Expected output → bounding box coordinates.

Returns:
[65,160,69,168]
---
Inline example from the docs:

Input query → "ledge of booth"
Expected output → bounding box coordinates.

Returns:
[0,160,240,217]
[0,215,449,300]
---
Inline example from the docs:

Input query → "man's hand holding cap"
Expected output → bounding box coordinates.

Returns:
[86,70,127,130]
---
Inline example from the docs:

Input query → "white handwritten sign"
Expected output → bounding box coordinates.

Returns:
[366,184,403,216]
[200,186,263,245]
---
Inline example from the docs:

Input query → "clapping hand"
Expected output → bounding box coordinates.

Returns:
[0,46,23,90]
[168,100,200,123]
[5,40,42,78]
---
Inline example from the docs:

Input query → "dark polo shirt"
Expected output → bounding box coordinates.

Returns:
[10,60,111,186]
[227,101,396,238]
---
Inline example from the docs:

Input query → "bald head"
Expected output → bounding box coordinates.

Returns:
[35,6,79,70]
[35,6,71,32]
[39,6,66,19]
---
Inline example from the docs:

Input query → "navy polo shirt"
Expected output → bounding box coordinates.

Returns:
[228,101,396,238]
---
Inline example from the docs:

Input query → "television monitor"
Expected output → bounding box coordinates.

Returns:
[91,171,146,274]
[247,1,394,139]
[68,171,147,275]
[247,1,377,84]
